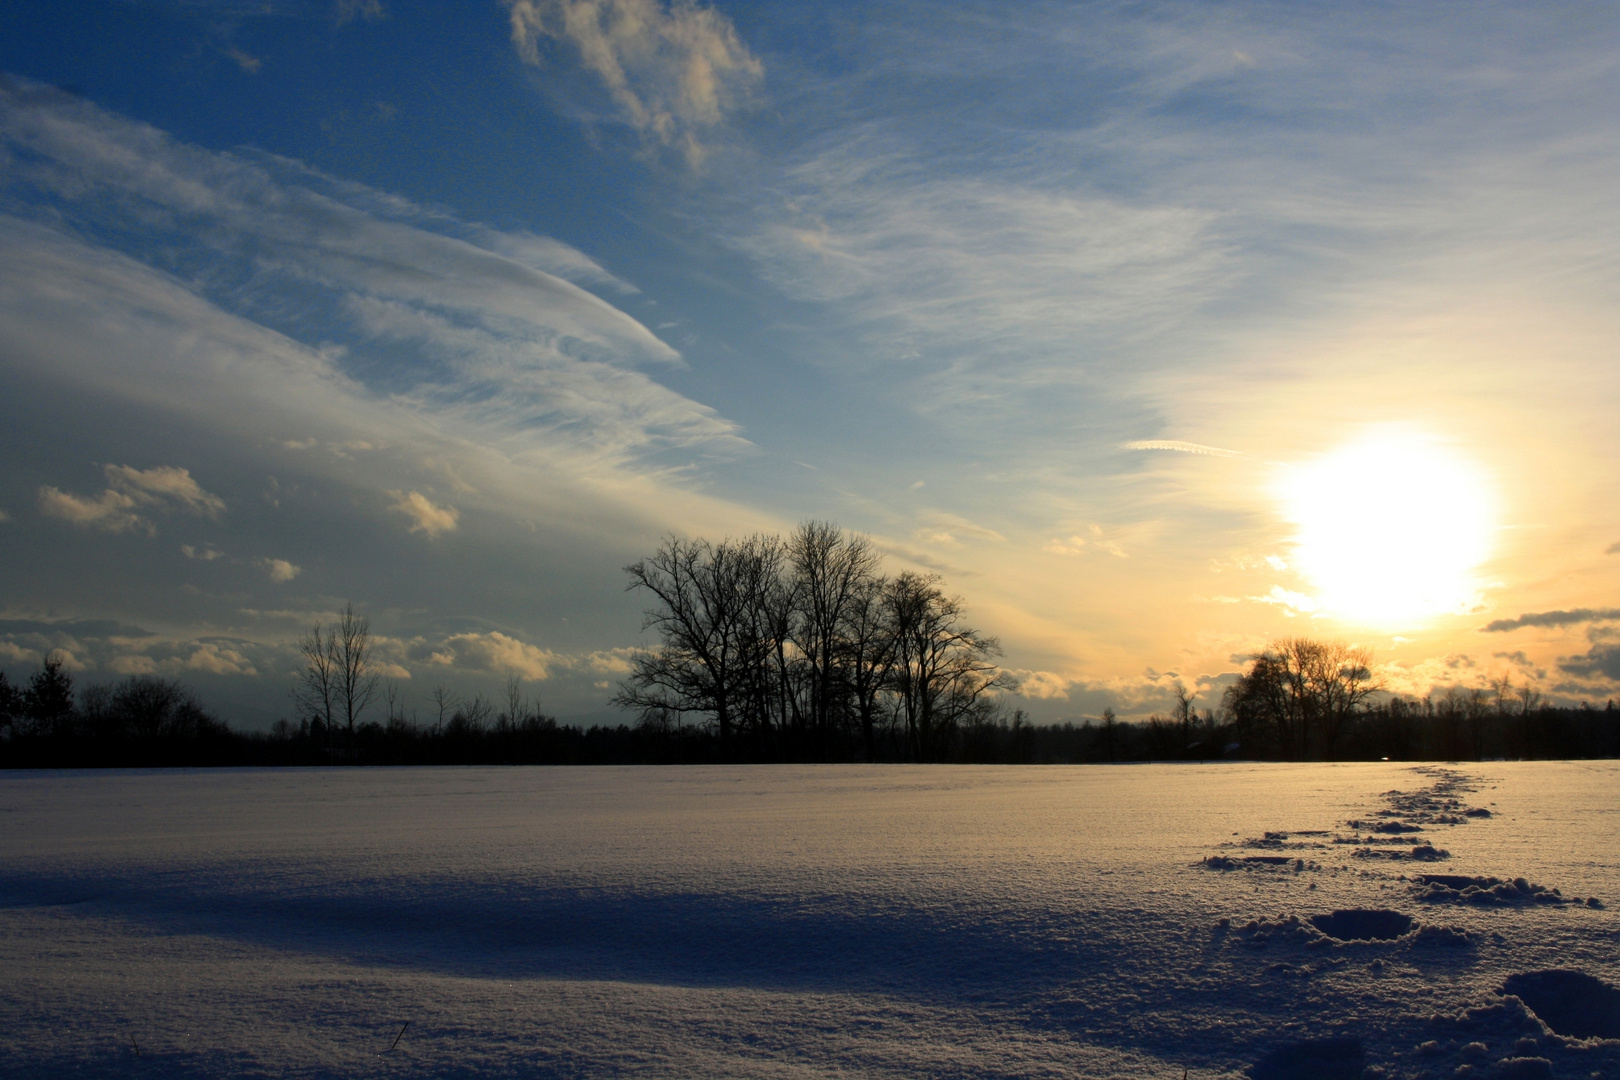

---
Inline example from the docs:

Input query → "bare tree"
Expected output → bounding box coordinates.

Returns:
[333,602,381,740]
[293,619,338,753]
[614,534,783,756]
[1223,639,1380,759]
[503,674,524,731]
[841,571,897,762]
[1172,682,1197,756]
[885,572,1004,761]
[788,522,880,759]
[430,684,458,734]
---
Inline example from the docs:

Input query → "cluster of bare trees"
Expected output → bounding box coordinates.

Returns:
[613,523,1006,761]
[1221,638,1380,760]
[292,602,381,755]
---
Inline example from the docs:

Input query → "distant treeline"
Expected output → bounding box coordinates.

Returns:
[4,536,1618,768]
[3,645,1619,769]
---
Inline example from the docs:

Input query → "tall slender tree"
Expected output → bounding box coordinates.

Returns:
[333,602,381,741]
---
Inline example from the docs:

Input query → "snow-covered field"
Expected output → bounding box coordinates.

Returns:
[1,762,1617,1079]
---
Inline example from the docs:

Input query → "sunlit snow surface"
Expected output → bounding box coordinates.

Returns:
[2,763,1618,1078]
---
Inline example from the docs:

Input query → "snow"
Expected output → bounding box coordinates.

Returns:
[1,761,1617,1078]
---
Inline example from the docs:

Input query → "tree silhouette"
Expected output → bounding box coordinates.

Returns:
[1224,638,1379,759]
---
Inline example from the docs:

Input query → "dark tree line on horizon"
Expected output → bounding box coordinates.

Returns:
[4,553,1620,766]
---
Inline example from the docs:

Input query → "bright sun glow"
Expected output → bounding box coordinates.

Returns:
[1278,431,1497,626]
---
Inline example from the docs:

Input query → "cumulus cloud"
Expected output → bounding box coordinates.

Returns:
[389,491,459,538]
[106,465,225,516]
[182,643,258,676]
[38,464,223,535]
[258,558,302,583]
[1008,669,1073,700]
[423,631,557,680]
[38,485,148,534]
[581,647,637,675]
[107,653,158,676]
[0,640,42,664]
[507,0,763,167]
[1481,608,1620,632]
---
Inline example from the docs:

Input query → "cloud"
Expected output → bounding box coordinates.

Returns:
[1121,440,1245,458]
[182,545,226,561]
[1044,525,1128,559]
[108,653,158,676]
[1257,586,1318,614]
[105,465,225,516]
[224,48,262,74]
[423,631,557,681]
[1559,645,1620,683]
[389,491,459,538]
[507,0,763,167]
[0,640,42,664]
[918,512,1005,544]
[0,79,749,484]
[37,627,273,681]
[1008,669,1073,700]
[1481,609,1620,632]
[580,647,637,675]
[258,558,302,583]
[737,172,1225,386]
[38,485,148,534]
[38,464,224,535]
[1608,541,1620,555]
[334,0,385,25]
[183,643,258,676]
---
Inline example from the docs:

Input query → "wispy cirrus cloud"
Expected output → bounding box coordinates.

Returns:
[0,77,747,479]
[506,0,763,167]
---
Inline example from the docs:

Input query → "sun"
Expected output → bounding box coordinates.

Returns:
[1277,430,1497,626]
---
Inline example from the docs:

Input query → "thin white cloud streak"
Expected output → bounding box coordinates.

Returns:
[1121,440,1244,459]
[507,0,763,167]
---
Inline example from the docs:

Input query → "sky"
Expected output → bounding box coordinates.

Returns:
[1,0,1618,729]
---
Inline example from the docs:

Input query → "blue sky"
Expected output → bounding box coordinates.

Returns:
[3,0,1619,727]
